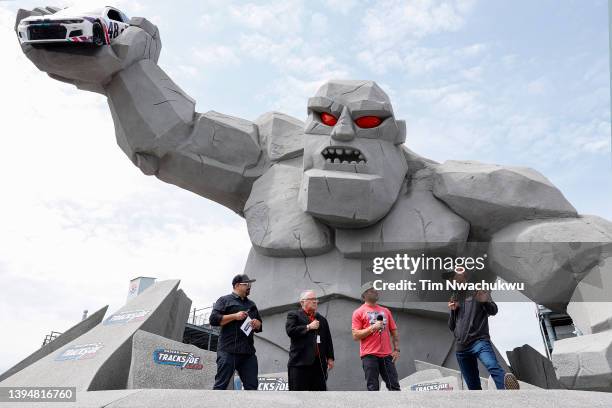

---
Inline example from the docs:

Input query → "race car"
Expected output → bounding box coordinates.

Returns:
[17,6,130,46]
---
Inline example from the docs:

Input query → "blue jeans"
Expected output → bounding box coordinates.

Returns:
[213,351,258,390]
[455,339,505,390]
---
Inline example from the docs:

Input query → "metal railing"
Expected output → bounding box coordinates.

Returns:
[189,305,215,328]
[42,331,62,347]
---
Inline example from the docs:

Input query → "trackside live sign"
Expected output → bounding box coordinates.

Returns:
[410,382,453,391]
[103,309,150,325]
[153,348,203,370]
[257,377,288,391]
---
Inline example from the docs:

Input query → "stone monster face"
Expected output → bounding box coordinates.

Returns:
[298,80,408,228]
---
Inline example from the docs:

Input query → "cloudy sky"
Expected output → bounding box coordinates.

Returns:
[0,0,610,374]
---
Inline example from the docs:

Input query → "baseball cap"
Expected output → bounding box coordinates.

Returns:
[360,281,375,296]
[232,274,256,286]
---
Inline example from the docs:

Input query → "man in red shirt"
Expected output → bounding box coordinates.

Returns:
[351,282,401,391]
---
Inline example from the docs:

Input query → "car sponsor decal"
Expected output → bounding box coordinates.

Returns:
[55,343,104,361]
[101,21,110,44]
[152,348,203,370]
[410,381,453,391]
[69,36,91,42]
[103,309,150,325]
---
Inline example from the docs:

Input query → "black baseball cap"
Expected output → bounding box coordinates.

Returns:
[232,274,256,286]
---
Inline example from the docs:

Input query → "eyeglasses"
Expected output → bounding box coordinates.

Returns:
[238,283,252,288]
[302,298,318,302]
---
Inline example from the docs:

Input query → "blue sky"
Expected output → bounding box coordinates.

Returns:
[0,0,609,373]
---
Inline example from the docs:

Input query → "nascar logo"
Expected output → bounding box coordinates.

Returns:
[153,348,203,370]
[55,343,104,361]
[103,309,150,325]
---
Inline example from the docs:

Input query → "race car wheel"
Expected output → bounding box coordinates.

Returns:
[92,22,105,46]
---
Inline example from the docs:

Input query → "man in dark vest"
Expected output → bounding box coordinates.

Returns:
[285,289,335,390]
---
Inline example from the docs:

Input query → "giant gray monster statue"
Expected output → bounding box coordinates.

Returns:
[15,9,612,391]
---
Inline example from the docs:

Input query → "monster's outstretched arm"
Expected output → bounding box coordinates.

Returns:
[16,9,265,214]
[431,159,612,307]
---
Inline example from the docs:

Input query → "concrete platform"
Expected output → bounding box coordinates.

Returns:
[1,389,611,408]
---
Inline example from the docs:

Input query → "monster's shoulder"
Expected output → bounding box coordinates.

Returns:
[254,111,304,162]
[431,160,578,239]
[400,145,439,173]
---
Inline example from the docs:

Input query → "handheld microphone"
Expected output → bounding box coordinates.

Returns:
[376,314,384,334]
[247,305,255,318]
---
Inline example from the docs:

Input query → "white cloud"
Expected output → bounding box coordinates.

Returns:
[360,0,476,48]
[193,45,241,67]
[227,1,304,36]
[323,0,358,14]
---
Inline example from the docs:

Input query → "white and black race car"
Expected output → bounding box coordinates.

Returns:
[17,6,130,46]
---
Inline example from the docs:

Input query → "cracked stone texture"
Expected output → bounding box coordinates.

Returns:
[567,255,612,335]
[553,329,612,391]
[335,167,469,258]
[244,158,332,257]
[0,280,191,391]
[488,215,612,310]
[127,330,217,390]
[432,160,577,239]
[106,59,195,161]
[106,59,266,213]
[255,112,304,161]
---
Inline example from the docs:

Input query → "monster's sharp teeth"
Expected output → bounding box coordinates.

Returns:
[359,160,365,164]
[333,158,340,163]
[358,154,364,159]
[342,160,348,164]
[326,158,332,163]
[354,150,359,155]
[323,149,328,154]
[345,148,352,155]
[350,160,356,164]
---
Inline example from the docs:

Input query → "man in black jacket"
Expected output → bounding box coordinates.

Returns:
[285,290,335,391]
[209,274,263,390]
[448,269,519,390]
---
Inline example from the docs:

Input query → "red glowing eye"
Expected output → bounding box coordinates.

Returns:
[355,116,382,128]
[320,112,338,126]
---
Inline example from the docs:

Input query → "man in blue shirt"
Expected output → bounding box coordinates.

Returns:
[209,274,263,390]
